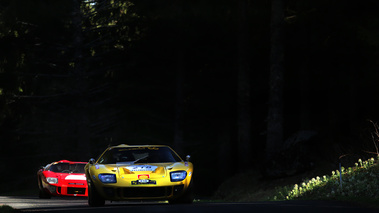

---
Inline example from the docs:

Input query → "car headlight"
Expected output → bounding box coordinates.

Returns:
[170,171,187,182]
[98,174,117,183]
[46,177,58,184]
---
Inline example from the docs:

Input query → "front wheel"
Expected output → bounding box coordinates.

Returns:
[169,181,194,204]
[88,182,105,207]
[38,178,51,199]
[38,188,52,199]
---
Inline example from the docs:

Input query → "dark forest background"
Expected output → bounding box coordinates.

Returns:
[1,0,379,196]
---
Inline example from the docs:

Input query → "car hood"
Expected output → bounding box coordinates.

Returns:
[92,162,191,177]
[43,171,86,180]
[60,173,87,181]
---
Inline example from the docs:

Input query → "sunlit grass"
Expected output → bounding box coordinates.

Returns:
[268,156,379,207]
[213,155,379,208]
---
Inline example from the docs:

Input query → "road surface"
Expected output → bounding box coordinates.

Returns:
[0,196,375,213]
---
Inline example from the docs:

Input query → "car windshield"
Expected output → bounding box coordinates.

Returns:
[49,163,86,174]
[97,147,182,164]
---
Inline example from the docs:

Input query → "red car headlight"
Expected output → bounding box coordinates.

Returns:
[46,177,58,184]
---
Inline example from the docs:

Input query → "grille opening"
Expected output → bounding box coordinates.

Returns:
[67,187,86,195]
[173,185,184,195]
[122,187,171,198]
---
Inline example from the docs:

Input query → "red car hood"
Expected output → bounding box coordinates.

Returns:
[58,173,86,181]
[43,171,87,184]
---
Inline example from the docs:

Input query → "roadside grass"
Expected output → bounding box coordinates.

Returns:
[213,156,379,208]
[268,156,379,207]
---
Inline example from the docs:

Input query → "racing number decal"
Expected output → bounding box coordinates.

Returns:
[126,165,157,172]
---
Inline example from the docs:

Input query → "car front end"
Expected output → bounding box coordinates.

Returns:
[85,145,194,206]
[87,162,192,200]
[38,161,88,198]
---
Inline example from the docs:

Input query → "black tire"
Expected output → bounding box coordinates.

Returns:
[88,181,105,207]
[169,180,194,204]
[38,178,52,199]
[38,189,52,199]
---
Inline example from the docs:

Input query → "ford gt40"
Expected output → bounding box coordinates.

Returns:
[37,160,88,198]
[84,144,194,206]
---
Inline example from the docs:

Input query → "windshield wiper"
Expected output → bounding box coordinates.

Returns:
[133,155,148,164]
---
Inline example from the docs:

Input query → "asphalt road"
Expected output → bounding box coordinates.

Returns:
[0,196,376,213]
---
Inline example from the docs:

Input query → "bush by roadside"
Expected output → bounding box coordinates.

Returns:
[213,156,379,209]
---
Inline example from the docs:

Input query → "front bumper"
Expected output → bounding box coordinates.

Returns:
[46,184,88,197]
[96,184,185,200]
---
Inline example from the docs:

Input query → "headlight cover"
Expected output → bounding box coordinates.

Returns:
[170,171,187,182]
[46,177,58,184]
[98,174,117,183]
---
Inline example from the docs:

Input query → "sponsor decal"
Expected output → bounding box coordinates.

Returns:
[119,147,159,151]
[138,174,150,179]
[131,179,156,185]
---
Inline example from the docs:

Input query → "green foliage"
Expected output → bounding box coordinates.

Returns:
[0,0,143,188]
[269,156,379,204]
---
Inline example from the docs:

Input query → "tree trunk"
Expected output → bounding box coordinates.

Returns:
[173,0,185,156]
[174,50,185,156]
[299,57,310,130]
[266,0,285,161]
[72,0,91,160]
[299,0,311,131]
[237,0,252,171]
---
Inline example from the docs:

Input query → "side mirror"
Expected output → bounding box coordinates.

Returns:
[186,155,191,162]
[89,158,96,164]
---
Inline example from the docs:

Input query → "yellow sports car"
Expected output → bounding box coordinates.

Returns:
[84,144,194,206]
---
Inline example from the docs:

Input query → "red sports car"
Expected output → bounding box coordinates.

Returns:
[37,160,88,198]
